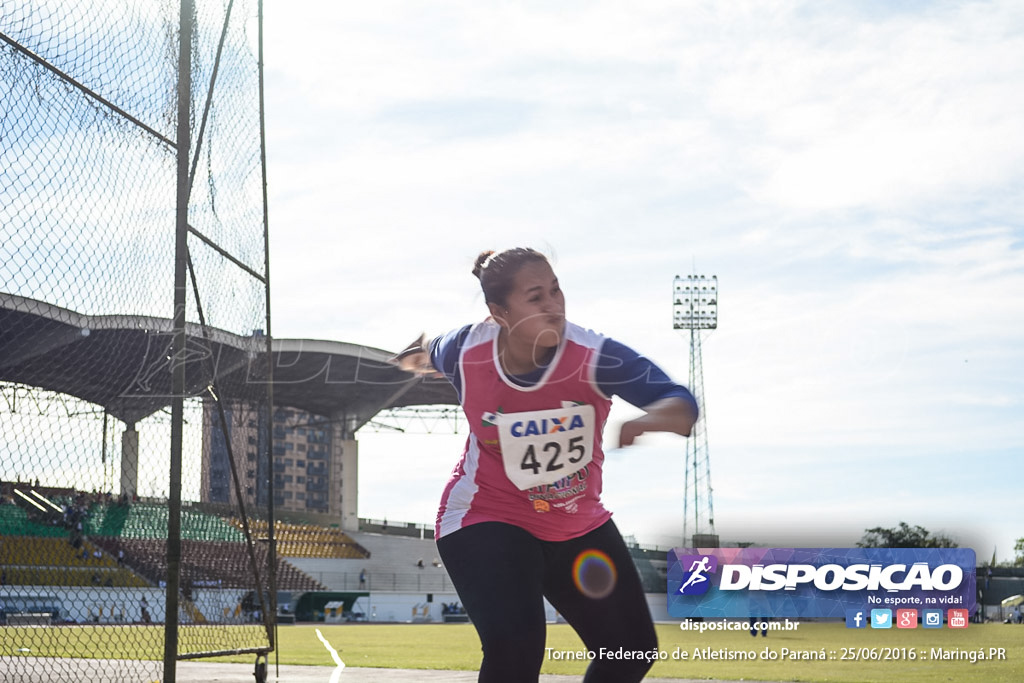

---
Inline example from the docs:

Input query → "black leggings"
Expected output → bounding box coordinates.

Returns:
[436,520,657,682]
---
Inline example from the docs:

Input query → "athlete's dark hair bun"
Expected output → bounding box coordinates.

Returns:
[472,250,495,280]
[471,247,549,306]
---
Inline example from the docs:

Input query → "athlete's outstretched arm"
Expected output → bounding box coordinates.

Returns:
[618,396,697,447]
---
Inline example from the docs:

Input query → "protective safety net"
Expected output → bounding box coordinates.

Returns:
[1,1,279,680]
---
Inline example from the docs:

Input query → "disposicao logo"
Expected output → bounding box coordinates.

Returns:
[676,554,718,595]
[667,548,976,619]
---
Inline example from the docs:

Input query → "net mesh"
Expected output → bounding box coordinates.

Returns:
[1,1,275,680]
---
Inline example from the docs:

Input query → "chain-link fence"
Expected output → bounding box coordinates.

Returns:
[1,1,274,680]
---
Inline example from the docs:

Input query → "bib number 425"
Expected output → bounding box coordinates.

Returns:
[497,404,596,490]
[520,436,586,475]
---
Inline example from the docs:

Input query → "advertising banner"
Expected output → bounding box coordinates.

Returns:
[668,547,976,622]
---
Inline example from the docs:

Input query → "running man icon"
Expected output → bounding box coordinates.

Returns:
[678,555,717,595]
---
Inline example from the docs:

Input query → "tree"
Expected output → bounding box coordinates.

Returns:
[856,522,957,548]
[1012,538,1024,567]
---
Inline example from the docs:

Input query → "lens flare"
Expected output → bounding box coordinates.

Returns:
[572,549,617,599]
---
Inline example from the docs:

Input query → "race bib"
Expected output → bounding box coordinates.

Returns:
[496,403,595,490]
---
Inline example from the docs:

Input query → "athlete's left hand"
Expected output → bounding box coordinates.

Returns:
[618,397,697,447]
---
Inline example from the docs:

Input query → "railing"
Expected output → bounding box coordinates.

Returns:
[359,518,434,539]
[299,570,456,593]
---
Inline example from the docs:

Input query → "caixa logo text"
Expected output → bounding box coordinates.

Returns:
[718,562,964,592]
[509,414,586,437]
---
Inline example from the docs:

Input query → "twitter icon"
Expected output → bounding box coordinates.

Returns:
[870,609,892,629]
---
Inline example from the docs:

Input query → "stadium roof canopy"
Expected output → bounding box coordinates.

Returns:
[0,293,456,427]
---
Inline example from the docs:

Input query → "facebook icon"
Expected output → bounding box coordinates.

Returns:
[845,609,867,629]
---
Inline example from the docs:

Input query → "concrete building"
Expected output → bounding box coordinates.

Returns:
[201,402,359,525]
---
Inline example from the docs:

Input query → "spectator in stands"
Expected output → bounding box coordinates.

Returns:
[442,602,465,616]
[359,568,367,588]
[396,247,697,683]
[140,597,151,624]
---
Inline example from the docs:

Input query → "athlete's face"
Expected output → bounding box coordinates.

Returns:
[492,260,565,351]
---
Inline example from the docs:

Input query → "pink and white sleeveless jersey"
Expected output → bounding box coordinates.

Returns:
[435,320,614,542]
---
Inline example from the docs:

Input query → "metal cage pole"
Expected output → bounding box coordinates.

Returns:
[257,0,280,675]
[165,1,193,681]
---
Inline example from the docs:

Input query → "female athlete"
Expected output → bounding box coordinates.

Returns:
[395,247,698,682]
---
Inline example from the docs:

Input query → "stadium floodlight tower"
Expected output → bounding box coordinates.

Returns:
[673,273,719,549]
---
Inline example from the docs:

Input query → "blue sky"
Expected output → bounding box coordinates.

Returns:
[260,1,1023,560]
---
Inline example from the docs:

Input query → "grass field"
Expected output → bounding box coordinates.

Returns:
[2,621,1022,682]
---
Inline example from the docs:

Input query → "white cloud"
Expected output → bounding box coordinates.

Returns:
[730,4,1024,210]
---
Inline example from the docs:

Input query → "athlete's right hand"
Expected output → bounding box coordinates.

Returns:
[390,333,440,377]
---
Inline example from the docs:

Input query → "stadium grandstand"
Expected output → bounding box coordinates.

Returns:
[0,483,325,622]
[1,478,681,625]
[6,469,1019,632]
